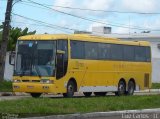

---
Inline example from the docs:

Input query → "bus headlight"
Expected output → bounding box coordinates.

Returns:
[13,80,21,83]
[40,79,54,84]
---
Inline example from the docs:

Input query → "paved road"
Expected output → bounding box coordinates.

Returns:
[19,109,160,119]
[0,90,160,101]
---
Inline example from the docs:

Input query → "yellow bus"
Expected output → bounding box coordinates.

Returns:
[10,34,151,98]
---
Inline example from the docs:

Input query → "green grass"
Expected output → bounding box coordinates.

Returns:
[0,95,160,117]
[152,83,160,89]
[0,80,12,92]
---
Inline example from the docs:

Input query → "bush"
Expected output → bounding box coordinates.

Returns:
[152,83,160,89]
[0,80,12,92]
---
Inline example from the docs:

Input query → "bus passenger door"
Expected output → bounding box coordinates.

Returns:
[56,40,68,79]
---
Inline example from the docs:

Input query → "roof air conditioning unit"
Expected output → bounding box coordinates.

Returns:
[157,44,160,49]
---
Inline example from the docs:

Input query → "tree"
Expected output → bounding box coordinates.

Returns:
[8,27,36,51]
[0,25,36,51]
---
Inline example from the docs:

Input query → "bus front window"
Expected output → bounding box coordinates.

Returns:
[14,40,56,77]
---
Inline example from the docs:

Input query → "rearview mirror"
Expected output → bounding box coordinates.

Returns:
[9,51,15,65]
[56,50,65,54]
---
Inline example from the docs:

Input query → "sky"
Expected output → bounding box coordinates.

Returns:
[0,0,160,34]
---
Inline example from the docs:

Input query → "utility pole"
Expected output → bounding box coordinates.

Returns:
[0,0,13,81]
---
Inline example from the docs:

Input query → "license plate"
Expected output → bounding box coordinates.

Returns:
[27,86,34,89]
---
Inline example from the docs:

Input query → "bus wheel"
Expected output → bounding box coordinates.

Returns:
[63,81,75,98]
[116,80,126,96]
[83,92,92,97]
[127,81,135,95]
[30,93,41,98]
[94,92,107,96]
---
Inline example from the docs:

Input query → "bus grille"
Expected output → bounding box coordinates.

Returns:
[22,80,40,83]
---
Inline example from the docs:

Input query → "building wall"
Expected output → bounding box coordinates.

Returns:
[149,42,160,83]
[4,52,13,80]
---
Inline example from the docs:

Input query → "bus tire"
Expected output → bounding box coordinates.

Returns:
[115,80,126,96]
[63,81,75,98]
[127,80,135,95]
[94,92,107,96]
[30,93,41,98]
[83,92,92,97]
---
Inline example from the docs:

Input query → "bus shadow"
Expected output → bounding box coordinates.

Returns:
[46,94,116,99]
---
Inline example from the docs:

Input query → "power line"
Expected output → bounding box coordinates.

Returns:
[18,0,159,31]
[10,20,72,34]
[11,13,119,35]
[19,0,145,29]
[23,0,160,31]
[12,13,77,31]
[1,18,72,34]
[22,0,160,15]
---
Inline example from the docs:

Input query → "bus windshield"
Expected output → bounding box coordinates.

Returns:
[14,40,56,77]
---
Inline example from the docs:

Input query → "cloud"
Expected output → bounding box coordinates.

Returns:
[53,0,76,13]
[83,0,114,10]
[141,18,160,32]
[53,0,115,16]
[113,27,130,34]
[121,0,158,12]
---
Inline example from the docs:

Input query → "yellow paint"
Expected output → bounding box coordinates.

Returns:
[13,34,151,94]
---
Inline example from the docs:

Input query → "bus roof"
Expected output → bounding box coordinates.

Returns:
[18,34,150,46]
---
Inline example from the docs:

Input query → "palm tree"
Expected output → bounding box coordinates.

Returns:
[0,24,36,51]
[8,27,36,51]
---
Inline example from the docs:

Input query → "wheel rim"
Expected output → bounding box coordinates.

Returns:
[119,82,125,94]
[128,82,134,94]
[68,84,74,94]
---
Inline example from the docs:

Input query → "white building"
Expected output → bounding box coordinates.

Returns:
[4,52,13,80]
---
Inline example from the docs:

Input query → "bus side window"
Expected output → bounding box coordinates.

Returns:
[124,45,134,61]
[146,47,151,62]
[135,46,146,62]
[71,41,85,59]
[110,44,123,60]
[98,43,111,60]
[85,42,98,60]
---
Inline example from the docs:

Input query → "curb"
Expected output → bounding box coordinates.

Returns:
[0,89,160,96]
[135,89,160,93]
[0,92,29,96]
[21,108,160,119]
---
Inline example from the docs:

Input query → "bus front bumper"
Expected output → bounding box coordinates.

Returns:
[13,83,56,93]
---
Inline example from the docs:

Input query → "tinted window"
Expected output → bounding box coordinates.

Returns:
[135,46,146,62]
[124,45,134,61]
[110,44,123,60]
[57,40,68,59]
[56,40,68,79]
[146,47,151,62]
[85,42,98,59]
[71,41,85,59]
[98,43,111,60]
